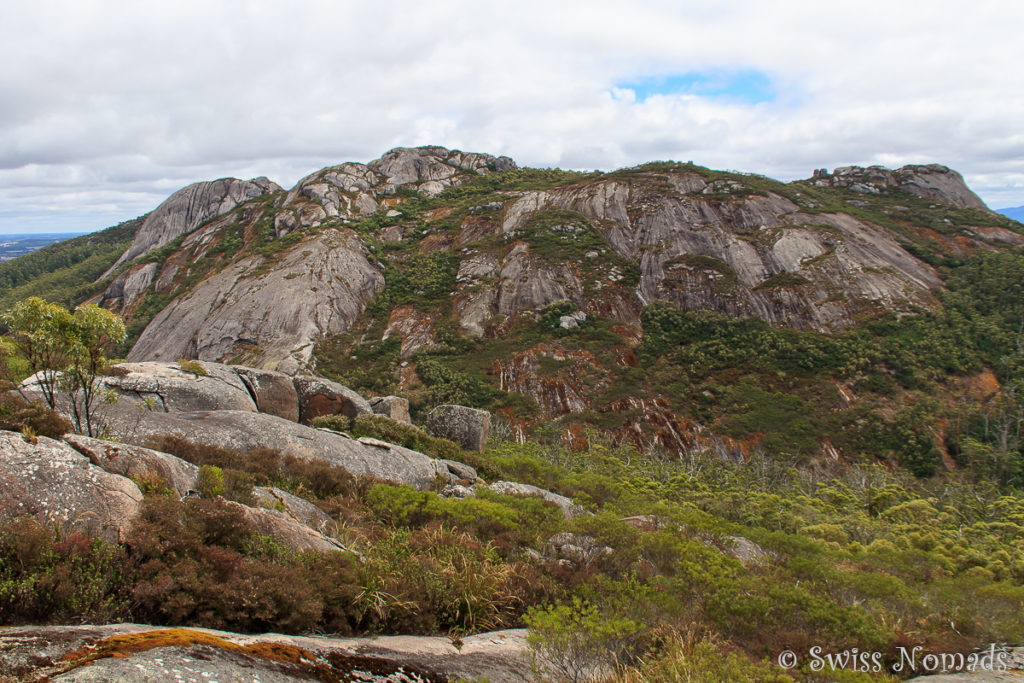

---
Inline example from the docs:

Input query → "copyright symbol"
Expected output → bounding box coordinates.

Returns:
[777,650,798,669]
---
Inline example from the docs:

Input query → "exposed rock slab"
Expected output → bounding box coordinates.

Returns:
[230,501,345,554]
[253,485,335,534]
[107,176,281,274]
[96,406,472,490]
[369,396,411,423]
[128,229,384,374]
[96,361,257,413]
[0,432,142,543]
[63,434,199,497]
[233,366,300,421]
[0,624,533,683]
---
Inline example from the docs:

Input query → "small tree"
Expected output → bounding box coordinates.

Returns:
[1,297,126,437]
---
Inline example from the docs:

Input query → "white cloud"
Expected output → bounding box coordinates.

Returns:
[2,0,1024,234]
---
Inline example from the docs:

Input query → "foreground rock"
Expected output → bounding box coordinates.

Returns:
[0,432,142,543]
[97,405,473,490]
[0,624,533,683]
[63,434,199,497]
[426,404,491,452]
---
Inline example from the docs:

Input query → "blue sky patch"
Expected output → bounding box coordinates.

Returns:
[616,69,776,105]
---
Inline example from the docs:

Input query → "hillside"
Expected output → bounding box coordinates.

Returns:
[2,147,1024,680]
[4,146,1022,479]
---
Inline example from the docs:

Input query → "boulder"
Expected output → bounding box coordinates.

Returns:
[369,395,411,423]
[233,366,300,421]
[425,405,491,452]
[253,486,335,534]
[293,375,373,423]
[0,431,142,543]
[723,535,770,566]
[94,361,257,413]
[230,501,345,554]
[96,405,471,490]
[63,434,199,497]
[545,532,613,566]
[489,481,587,519]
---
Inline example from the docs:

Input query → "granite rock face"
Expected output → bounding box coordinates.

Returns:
[0,432,142,543]
[107,176,281,273]
[233,366,300,421]
[816,164,990,210]
[127,229,383,374]
[426,405,491,452]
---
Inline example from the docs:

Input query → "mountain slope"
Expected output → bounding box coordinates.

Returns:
[5,146,1024,474]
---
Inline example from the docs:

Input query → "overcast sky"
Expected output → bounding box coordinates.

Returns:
[2,1,1023,234]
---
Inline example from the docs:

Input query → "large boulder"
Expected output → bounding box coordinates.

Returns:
[293,375,373,423]
[94,361,257,413]
[63,434,199,497]
[233,366,300,421]
[231,501,346,554]
[369,395,411,423]
[97,405,472,490]
[425,405,491,452]
[0,432,142,543]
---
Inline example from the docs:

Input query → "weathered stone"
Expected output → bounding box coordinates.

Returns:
[233,366,300,421]
[64,434,199,497]
[0,624,535,683]
[369,396,411,423]
[96,406,469,490]
[723,535,770,566]
[0,432,142,543]
[106,176,281,274]
[128,229,384,375]
[98,262,158,311]
[425,405,490,452]
[231,501,345,554]
[545,532,613,566]
[253,486,335,534]
[489,481,587,519]
[293,375,373,423]
[94,361,257,413]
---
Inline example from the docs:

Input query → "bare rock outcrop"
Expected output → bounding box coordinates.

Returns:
[425,404,491,452]
[95,361,257,413]
[489,481,588,519]
[816,164,990,210]
[127,229,384,374]
[96,405,472,490]
[63,434,199,497]
[233,366,300,421]
[107,176,281,274]
[0,432,142,543]
[0,624,533,683]
[253,486,335,533]
[369,396,411,423]
[231,501,345,554]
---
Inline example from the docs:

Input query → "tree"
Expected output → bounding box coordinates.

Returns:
[1,297,126,437]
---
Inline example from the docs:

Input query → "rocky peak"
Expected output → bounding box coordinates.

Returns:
[811,163,988,210]
[276,146,516,236]
[106,176,282,274]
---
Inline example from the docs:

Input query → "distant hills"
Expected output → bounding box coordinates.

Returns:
[997,205,1024,222]
[0,232,87,262]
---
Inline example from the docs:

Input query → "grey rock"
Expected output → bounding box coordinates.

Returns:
[128,229,384,375]
[293,375,373,423]
[489,481,587,519]
[441,483,475,498]
[99,262,158,311]
[545,532,613,565]
[233,366,300,421]
[0,432,142,543]
[369,395,411,423]
[96,406,467,490]
[231,501,344,554]
[253,486,335,533]
[107,177,281,274]
[441,459,478,482]
[723,535,770,566]
[425,404,491,452]
[64,434,199,497]
[0,624,533,683]
[96,361,257,413]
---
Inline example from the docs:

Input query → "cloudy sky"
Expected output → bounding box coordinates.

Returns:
[2,1,1023,234]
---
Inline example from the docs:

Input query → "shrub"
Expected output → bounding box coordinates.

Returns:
[0,390,71,437]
